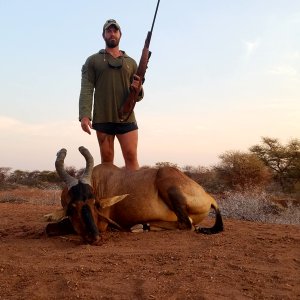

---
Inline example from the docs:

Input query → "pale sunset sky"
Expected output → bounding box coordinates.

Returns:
[0,0,299,171]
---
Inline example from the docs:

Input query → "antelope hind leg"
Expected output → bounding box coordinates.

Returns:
[131,220,194,232]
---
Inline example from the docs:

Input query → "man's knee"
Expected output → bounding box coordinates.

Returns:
[124,151,139,170]
[101,149,114,162]
[123,149,137,163]
[100,142,114,162]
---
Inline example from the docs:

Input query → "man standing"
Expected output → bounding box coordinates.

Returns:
[79,19,143,170]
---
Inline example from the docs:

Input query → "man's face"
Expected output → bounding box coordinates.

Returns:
[103,25,121,48]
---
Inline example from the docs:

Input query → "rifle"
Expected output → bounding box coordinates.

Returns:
[118,0,160,122]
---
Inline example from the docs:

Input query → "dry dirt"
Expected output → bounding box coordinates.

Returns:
[0,202,299,300]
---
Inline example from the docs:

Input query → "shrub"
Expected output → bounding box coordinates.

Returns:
[182,166,221,193]
[155,162,179,169]
[214,151,271,191]
[250,137,300,192]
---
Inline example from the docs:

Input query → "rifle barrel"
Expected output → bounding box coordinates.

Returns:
[150,0,160,33]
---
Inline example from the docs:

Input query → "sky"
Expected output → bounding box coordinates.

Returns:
[0,0,299,171]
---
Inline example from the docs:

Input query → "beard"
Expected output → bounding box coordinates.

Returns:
[104,36,120,48]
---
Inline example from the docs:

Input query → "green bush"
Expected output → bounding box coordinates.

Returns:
[250,137,300,192]
[213,151,271,191]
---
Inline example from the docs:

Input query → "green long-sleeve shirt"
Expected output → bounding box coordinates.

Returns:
[79,49,143,124]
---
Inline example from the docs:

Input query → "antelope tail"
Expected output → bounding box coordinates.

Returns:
[195,204,224,234]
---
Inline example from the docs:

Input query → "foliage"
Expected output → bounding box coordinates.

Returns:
[213,151,271,190]
[7,169,62,188]
[0,167,12,189]
[0,167,11,182]
[182,165,220,193]
[65,166,77,178]
[250,137,300,192]
[155,162,179,169]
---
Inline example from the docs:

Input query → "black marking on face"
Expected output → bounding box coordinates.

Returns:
[65,181,99,243]
[81,204,99,238]
[66,182,95,216]
[68,181,95,202]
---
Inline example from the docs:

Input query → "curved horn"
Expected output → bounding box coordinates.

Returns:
[55,148,78,189]
[78,146,94,185]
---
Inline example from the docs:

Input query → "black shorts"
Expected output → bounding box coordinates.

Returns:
[92,122,138,135]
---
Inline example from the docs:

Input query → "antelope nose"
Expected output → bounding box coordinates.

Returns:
[91,236,101,246]
[86,234,100,245]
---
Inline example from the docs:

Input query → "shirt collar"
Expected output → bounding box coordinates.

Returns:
[99,49,128,58]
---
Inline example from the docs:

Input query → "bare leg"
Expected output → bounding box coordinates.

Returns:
[96,131,115,163]
[117,129,139,170]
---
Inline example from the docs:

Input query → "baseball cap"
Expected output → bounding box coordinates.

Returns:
[103,19,121,32]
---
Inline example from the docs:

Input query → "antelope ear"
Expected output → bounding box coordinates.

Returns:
[96,194,129,208]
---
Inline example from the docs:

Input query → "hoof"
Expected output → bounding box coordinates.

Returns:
[131,224,150,233]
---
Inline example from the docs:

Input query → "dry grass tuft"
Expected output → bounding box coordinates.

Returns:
[0,186,61,206]
[217,189,300,225]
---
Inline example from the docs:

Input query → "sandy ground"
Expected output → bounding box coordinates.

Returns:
[0,202,299,300]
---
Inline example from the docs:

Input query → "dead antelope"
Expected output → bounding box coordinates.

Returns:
[45,147,223,244]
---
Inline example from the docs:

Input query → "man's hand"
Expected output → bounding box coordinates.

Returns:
[131,74,142,93]
[81,117,92,135]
